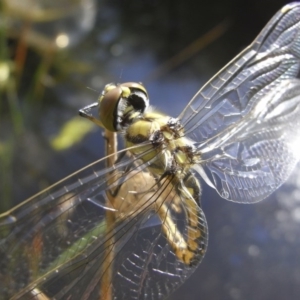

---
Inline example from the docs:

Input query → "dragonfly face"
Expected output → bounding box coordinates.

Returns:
[2,2,300,300]
[98,82,149,132]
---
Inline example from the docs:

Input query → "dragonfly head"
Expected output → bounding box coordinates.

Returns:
[98,82,149,132]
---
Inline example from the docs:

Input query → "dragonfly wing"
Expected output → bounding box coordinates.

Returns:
[177,3,300,203]
[0,146,207,299]
[179,3,300,144]
[198,78,300,203]
[108,178,208,300]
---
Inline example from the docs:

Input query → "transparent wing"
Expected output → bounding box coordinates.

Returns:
[0,145,207,300]
[199,79,300,203]
[179,3,300,203]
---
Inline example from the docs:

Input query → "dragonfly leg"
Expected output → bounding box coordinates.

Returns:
[79,102,104,127]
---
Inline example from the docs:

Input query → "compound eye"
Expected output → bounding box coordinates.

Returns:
[98,82,149,132]
[98,84,123,132]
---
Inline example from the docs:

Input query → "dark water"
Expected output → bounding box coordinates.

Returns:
[1,0,300,299]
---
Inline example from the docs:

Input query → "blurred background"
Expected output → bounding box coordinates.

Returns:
[0,0,300,299]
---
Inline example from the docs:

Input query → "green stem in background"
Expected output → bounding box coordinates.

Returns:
[0,141,14,212]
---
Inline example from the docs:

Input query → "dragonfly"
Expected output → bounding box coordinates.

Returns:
[1,2,300,300]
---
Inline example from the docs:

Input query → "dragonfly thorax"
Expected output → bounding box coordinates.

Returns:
[125,110,199,177]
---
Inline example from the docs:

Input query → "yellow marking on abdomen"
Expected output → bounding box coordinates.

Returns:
[156,175,206,266]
